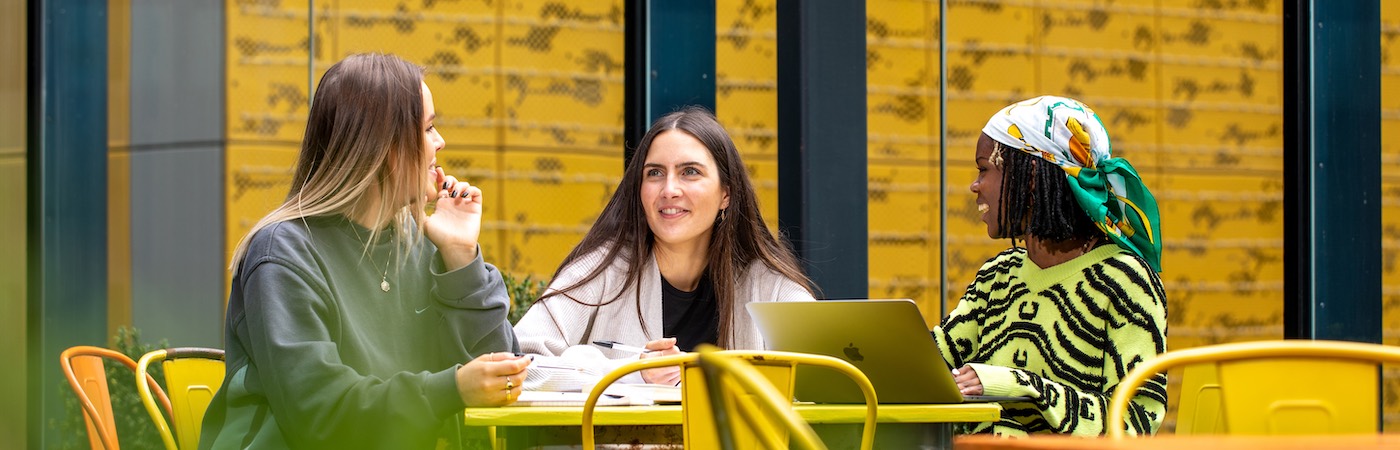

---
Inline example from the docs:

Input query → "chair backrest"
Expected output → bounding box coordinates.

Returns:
[60,346,173,450]
[1109,340,1400,438]
[136,347,225,450]
[581,346,877,450]
[1172,363,1225,435]
[692,348,826,450]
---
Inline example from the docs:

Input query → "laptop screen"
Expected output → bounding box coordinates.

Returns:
[747,299,970,404]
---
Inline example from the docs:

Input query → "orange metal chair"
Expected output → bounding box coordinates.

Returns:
[60,345,174,450]
[136,347,226,450]
[1109,340,1400,438]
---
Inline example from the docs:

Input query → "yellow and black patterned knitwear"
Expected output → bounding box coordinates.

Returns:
[933,245,1168,436]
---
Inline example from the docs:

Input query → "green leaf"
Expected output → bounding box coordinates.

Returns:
[502,273,549,325]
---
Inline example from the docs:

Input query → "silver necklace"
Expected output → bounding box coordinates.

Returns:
[350,225,392,292]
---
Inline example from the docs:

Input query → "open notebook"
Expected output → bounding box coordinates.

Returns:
[511,383,682,407]
[514,348,682,407]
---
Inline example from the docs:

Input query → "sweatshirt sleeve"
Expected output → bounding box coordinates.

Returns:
[430,245,519,360]
[514,252,656,387]
[514,276,597,357]
[241,259,463,448]
[931,264,995,369]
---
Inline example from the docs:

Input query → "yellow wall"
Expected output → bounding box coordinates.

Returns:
[1381,0,1400,429]
[225,0,625,276]
[0,1,26,446]
[109,0,133,339]
[225,0,1400,430]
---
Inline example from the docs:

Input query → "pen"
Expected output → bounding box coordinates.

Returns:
[592,340,651,354]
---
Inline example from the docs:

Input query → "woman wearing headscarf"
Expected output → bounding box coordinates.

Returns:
[936,96,1167,436]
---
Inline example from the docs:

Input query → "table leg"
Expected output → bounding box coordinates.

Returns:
[930,423,954,450]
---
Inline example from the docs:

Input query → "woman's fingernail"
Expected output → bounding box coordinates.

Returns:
[450,190,458,198]
[442,181,450,190]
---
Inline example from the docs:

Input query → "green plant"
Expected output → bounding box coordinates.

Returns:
[502,272,548,325]
[50,326,170,450]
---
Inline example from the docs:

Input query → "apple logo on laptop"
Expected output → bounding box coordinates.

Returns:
[843,343,864,362]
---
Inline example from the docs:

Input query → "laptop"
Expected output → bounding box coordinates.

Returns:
[747,299,1029,404]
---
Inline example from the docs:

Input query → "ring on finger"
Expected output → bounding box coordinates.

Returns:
[505,376,514,391]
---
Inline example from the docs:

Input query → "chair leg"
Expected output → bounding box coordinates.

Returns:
[701,357,738,450]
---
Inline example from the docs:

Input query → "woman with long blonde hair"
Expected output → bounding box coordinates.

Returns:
[201,53,527,449]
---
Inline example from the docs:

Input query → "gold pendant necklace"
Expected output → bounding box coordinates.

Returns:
[351,225,392,293]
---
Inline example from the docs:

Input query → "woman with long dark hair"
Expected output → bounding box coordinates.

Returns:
[514,107,814,385]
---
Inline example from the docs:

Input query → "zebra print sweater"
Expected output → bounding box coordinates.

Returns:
[933,245,1168,436]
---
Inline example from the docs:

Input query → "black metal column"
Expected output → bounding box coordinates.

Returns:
[776,1,868,299]
[1282,0,1380,342]
[27,0,109,447]
[623,0,648,162]
[623,0,715,165]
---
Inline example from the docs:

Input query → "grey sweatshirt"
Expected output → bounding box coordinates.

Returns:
[200,215,517,449]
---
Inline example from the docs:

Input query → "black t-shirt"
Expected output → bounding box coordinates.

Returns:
[660,272,718,351]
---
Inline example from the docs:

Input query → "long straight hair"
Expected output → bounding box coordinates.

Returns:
[230,53,430,270]
[540,107,814,347]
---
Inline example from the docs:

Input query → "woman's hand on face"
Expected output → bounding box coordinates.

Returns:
[639,338,682,385]
[457,352,531,407]
[952,364,983,396]
[424,167,483,271]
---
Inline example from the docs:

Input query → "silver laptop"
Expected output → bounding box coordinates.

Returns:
[747,299,1029,404]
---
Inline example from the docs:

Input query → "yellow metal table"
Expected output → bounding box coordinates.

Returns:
[465,403,1001,449]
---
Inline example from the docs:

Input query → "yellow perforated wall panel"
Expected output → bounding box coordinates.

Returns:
[225,0,1399,430]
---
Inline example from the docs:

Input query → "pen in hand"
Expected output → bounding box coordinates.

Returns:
[592,340,651,354]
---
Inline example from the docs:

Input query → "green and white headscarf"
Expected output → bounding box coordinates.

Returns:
[981,95,1162,272]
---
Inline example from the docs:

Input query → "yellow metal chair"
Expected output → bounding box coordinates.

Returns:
[1108,340,1400,438]
[61,346,175,450]
[581,345,877,450]
[694,348,831,450]
[136,347,226,450]
[1171,362,1225,434]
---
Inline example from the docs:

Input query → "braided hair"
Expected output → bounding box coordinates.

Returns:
[993,141,1104,247]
